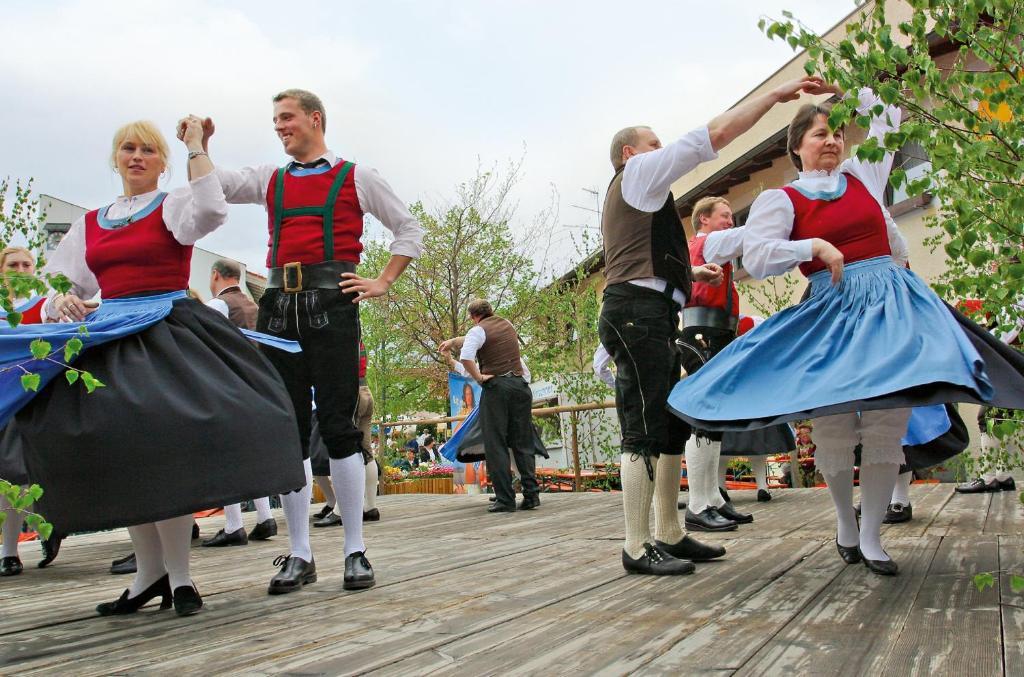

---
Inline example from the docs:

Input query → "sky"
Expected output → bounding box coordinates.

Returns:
[0,0,857,276]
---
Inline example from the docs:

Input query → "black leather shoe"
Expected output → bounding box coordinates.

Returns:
[38,533,63,568]
[96,574,172,615]
[313,504,334,520]
[836,540,862,564]
[955,478,1000,493]
[622,543,695,575]
[719,487,731,504]
[717,502,753,524]
[201,527,248,547]
[999,477,1016,491]
[249,518,278,540]
[488,496,497,502]
[313,512,343,527]
[191,522,200,540]
[488,502,515,513]
[363,508,380,521]
[655,535,725,562]
[518,495,540,510]
[110,552,137,575]
[0,556,23,576]
[863,554,899,576]
[757,489,772,502]
[172,584,203,616]
[343,551,376,590]
[268,555,317,594]
[883,502,912,524]
[685,507,738,532]
[677,500,687,510]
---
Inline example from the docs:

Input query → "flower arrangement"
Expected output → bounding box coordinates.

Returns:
[381,465,406,485]
[408,465,455,480]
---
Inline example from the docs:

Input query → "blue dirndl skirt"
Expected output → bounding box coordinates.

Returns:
[668,256,1024,431]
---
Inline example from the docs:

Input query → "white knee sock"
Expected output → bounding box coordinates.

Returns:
[995,470,1012,482]
[891,470,912,505]
[254,497,273,522]
[653,453,685,545]
[314,475,336,509]
[363,459,378,511]
[280,459,314,562]
[1,492,24,559]
[685,437,717,513]
[329,454,366,556]
[223,503,244,533]
[154,514,194,591]
[751,456,769,492]
[621,453,655,559]
[127,522,166,597]
[822,468,859,549]
[858,462,899,561]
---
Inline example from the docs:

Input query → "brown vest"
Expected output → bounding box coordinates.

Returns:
[476,315,522,376]
[601,168,692,300]
[217,286,258,330]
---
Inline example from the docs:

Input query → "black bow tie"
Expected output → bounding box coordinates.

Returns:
[292,159,329,170]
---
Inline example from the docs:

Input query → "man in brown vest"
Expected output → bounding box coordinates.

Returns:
[202,258,280,546]
[441,299,538,513]
[601,75,829,576]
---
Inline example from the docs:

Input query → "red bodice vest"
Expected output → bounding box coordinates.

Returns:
[264,163,364,267]
[16,297,45,325]
[685,234,739,316]
[782,174,890,277]
[84,198,193,298]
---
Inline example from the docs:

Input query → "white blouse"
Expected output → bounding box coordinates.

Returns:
[42,173,229,317]
[741,88,910,280]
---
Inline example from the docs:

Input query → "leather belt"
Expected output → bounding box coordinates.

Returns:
[267,260,357,292]
[682,306,738,332]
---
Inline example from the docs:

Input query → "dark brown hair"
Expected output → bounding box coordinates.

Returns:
[787,103,842,171]
[467,298,494,319]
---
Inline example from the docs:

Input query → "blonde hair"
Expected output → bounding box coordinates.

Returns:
[1,246,35,271]
[109,120,170,172]
[273,89,327,132]
[690,196,731,231]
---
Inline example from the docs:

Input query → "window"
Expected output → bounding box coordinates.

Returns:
[885,140,930,206]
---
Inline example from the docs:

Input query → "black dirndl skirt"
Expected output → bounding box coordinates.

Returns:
[12,298,306,533]
[720,424,796,457]
[0,425,29,487]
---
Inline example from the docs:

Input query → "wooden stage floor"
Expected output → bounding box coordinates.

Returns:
[0,484,1021,675]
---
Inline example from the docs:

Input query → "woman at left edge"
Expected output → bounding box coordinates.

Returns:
[3,117,306,617]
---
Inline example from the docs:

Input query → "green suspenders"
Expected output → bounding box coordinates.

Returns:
[270,161,355,267]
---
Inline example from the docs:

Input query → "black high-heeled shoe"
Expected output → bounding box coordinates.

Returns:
[96,574,172,616]
[172,584,203,616]
[836,539,862,564]
[862,554,899,576]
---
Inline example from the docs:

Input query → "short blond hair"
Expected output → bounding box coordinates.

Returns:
[109,121,170,171]
[690,196,731,231]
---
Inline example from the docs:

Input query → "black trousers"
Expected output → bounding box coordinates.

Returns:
[479,374,538,507]
[598,283,690,458]
[258,288,363,460]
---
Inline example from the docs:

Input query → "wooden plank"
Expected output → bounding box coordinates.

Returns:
[875,535,1002,675]
[922,487,991,538]
[733,536,940,676]
[368,537,825,676]
[983,488,1024,536]
[1000,536,1024,677]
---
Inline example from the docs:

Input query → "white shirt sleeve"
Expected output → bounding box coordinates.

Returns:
[621,127,718,212]
[839,88,902,203]
[41,216,100,318]
[702,227,746,265]
[520,358,531,383]
[459,325,487,361]
[593,345,615,388]
[882,206,910,268]
[740,190,815,279]
[205,298,230,318]
[162,173,230,245]
[451,360,468,377]
[214,165,278,206]
[354,166,424,259]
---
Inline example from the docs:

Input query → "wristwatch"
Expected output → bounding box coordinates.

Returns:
[187,150,208,160]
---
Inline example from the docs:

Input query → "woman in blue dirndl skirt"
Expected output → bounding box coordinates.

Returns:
[668,86,1024,575]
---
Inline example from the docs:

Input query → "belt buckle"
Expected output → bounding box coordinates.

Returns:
[283,262,303,293]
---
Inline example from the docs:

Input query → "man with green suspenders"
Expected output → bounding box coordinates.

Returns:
[203,89,423,594]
